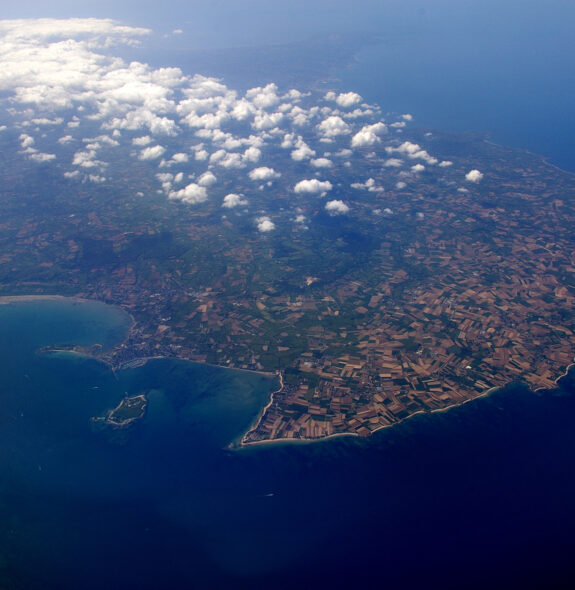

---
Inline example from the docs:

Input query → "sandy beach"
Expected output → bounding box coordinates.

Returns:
[0,294,87,305]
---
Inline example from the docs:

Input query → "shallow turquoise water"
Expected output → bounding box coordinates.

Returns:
[0,298,279,588]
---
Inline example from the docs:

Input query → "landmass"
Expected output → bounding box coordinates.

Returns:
[1,126,574,445]
[36,340,105,359]
[2,33,575,447]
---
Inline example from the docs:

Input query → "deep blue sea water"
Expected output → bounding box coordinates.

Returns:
[2,298,575,589]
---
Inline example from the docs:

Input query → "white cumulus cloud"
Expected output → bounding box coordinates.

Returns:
[249,167,280,181]
[256,216,275,232]
[294,179,333,196]
[351,122,387,148]
[310,157,333,168]
[197,171,217,187]
[465,169,484,183]
[252,111,283,131]
[325,200,350,215]
[243,146,261,163]
[168,182,207,204]
[222,193,247,208]
[325,91,362,108]
[386,141,437,165]
[139,145,166,160]
[0,17,484,218]
[29,152,56,162]
[351,178,383,192]
[19,133,35,148]
[384,158,403,167]
[291,139,316,161]
[132,136,152,146]
[334,148,353,158]
[246,83,280,109]
[317,115,351,138]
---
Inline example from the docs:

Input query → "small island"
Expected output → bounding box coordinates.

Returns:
[93,393,148,429]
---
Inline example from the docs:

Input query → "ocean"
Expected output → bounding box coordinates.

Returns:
[1,298,575,589]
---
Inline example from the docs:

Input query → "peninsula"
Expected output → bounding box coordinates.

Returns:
[1,127,575,444]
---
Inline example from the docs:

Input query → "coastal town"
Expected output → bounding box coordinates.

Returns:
[1,127,575,444]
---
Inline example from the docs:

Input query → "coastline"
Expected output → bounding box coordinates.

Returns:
[482,138,575,178]
[0,294,91,305]
[0,294,136,340]
[114,354,276,378]
[230,370,285,449]
[237,383,504,450]
[2,292,276,375]
[6,293,574,450]
[237,360,575,449]
[535,362,575,393]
